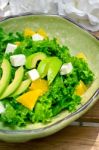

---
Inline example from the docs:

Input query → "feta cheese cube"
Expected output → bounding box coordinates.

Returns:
[5,43,17,54]
[32,33,44,41]
[60,62,73,75]
[27,69,40,81]
[0,102,5,114]
[10,54,26,67]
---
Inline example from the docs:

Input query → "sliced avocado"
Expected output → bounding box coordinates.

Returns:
[0,59,11,96]
[25,52,47,69]
[11,79,31,97]
[37,58,50,78]
[47,57,62,85]
[0,67,24,99]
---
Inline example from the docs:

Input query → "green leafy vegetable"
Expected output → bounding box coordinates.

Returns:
[0,28,94,127]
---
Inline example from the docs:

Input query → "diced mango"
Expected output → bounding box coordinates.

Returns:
[37,28,47,38]
[75,80,87,96]
[24,28,35,37]
[17,89,43,110]
[14,41,21,46]
[76,52,87,60]
[30,79,48,94]
[17,79,49,110]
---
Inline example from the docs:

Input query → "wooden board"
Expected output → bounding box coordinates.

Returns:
[91,31,99,39]
[79,101,99,123]
[0,126,99,150]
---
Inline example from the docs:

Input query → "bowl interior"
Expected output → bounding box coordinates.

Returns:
[0,15,99,131]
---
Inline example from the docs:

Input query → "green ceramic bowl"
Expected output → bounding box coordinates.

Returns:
[0,14,99,142]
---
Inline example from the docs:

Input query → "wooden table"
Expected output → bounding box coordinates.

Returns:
[0,30,99,150]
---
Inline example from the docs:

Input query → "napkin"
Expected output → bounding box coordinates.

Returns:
[58,0,99,31]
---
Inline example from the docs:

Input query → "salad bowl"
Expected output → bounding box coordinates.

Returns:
[0,14,99,142]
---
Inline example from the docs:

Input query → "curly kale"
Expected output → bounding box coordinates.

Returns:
[0,28,94,127]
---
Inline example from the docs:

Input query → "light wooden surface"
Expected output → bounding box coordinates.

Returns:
[91,31,99,39]
[0,27,98,150]
[0,126,99,150]
[79,101,99,123]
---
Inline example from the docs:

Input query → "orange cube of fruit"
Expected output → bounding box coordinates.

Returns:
[37,28,47,38]
[30,79,48,94]
[24,28,35,37]
[17,89,43,110]
[75,80,87,96]
[76,52,87,60]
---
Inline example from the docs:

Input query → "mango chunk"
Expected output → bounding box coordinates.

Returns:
[30,79,48,94]
[37,28,47,38]
[17,79,48,110]
[24,28,35,37]
[14,42,21,46]
[76,52,87,60]
[75,80,87,96]
[17,89,43,110]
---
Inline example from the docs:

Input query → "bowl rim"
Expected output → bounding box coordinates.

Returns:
[0,13,99,134]
[0,12,99,40]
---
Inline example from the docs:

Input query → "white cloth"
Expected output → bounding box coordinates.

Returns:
[0,0,99,31]
[10,0,58,14]
[58,0,99,31]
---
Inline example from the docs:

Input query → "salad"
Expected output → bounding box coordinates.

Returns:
[0,28,94,128]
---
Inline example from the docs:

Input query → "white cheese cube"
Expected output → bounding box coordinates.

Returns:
[27,69,40,81]
[32,33,44,41]
[10,54,26,67]
[0,102,5,114]
[5,43,17,54]
[60,62,73,75]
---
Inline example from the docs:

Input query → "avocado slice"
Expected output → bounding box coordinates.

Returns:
[11,79,31,97]
[0,67,24,99]
[47,57,62,85]
[37,58,50,78]
[38,57,62,84]
[25,52,47,69]
[0,59,11,96]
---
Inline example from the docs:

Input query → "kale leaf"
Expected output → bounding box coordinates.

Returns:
[0,28,94,127]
